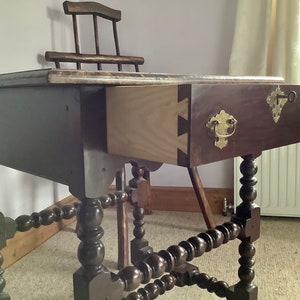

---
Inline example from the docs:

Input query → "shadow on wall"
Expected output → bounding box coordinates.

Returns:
[0,166,64,219]
[37,6,74,69]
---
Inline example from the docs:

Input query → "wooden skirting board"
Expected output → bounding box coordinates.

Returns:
[150,186,233,214]
[2,186,233,269]
[2,195,78,269]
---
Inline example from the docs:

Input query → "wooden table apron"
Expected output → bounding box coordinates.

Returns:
[0,79,161,199]
[0,69,300,299]
[1,70,298,199]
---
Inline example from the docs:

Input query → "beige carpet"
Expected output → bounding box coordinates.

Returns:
[4,208,300,300]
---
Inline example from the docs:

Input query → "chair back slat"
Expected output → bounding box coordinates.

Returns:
[71,14,81,69]
[112,21,122,71]
[92,14,101,70]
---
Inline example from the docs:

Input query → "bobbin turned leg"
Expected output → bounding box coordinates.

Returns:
[73,197,124,300]
[228,154,260,300]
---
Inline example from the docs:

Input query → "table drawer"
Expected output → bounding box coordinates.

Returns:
[106,84,190,165]
[106,84,300,166]
[190,84,300,165]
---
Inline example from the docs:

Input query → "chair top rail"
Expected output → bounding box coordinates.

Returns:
[63,1,121,21]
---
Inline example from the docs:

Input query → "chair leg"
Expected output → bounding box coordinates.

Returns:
[187,167,216,229]
[116,165,215,268]
[116,165,151,269]
[141,169,152,215]
[116,168,129,270]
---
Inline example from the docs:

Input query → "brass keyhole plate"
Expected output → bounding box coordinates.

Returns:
[266,87,297,123]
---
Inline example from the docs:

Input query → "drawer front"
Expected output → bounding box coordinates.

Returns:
[190,84,300,166]
[106,84,191,166]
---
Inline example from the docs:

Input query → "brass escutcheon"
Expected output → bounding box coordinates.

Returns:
[266,86,297,123]
[206,110,237,149]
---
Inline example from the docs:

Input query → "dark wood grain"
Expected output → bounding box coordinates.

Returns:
[190,84,300,165]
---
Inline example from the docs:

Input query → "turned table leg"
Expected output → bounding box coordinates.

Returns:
[228,154,260,300]
[73,197,124,300]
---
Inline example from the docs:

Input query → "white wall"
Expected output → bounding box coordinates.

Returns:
[0,0,237,218]
[0,0,74,218]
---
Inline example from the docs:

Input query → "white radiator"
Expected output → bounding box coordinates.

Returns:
[234,143,300,217]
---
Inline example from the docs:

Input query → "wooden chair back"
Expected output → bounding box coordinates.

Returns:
[45,1,144,71]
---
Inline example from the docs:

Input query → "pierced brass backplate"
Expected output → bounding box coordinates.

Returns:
[206,110,237,149]
[266,87,297,123]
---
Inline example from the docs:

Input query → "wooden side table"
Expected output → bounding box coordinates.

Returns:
[0,69,299,299]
